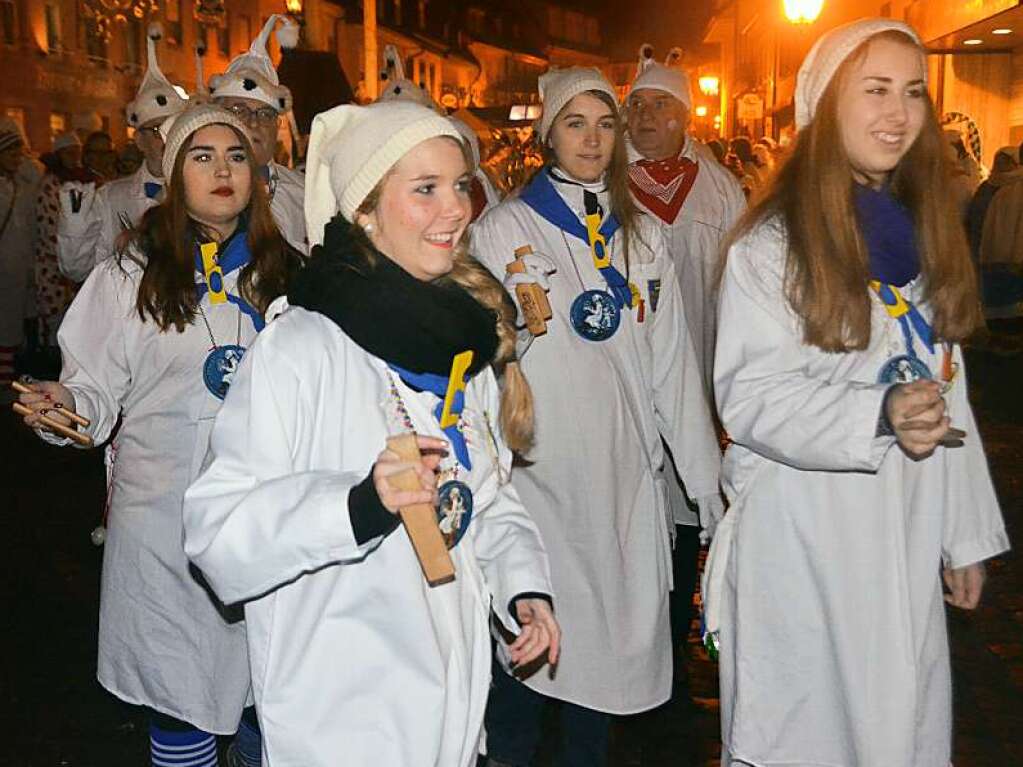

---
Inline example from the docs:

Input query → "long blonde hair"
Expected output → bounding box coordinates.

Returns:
[355,138,535,453]
[723,31,983,352]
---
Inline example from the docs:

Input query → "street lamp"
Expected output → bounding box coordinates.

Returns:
[698,76,720,96]
[782,0,823,24]
[285,0,304,14]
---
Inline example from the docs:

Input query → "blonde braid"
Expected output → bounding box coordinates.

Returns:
[442,247,535,453]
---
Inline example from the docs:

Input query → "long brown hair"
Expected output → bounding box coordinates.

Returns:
[541,89,645,270]
[121,124,300,332]
[355,137,535,453]
[724,31,982,352]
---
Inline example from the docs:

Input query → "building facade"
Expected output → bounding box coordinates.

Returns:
[0,0,608,154]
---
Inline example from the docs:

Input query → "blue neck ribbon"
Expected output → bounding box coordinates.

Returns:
[872,281,934,359]
[519,168,632,308]
[193,231,265,332]
[143,182,163,200]
[388,364,472,470]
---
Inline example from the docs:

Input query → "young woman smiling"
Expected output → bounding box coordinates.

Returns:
[182,100,558,767]
[704,20,1009,766]
[471,67,721,767]
[16,104,302,767]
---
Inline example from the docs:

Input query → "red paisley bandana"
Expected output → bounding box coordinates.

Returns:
[628,156,699,224]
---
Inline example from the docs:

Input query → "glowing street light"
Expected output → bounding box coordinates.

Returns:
[698,75,720,96]
[694,105,709,117]
[285,0,304,13]
[783,0,823,24]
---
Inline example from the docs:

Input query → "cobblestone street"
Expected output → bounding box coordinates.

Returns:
[2,344,1019,766]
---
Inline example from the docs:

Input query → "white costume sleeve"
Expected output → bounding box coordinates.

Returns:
[648,249,720,501]
[57,181,109,283]
[469,212,536,359]
[939,346,1010,569]
[183,324,385,605]
[715,225,895,472]
[50,261,135,447]
[470,373,554,633]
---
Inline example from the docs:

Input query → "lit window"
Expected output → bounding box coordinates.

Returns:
[45,3,61,52]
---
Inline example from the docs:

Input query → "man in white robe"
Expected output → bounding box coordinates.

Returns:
[209,14,307,254]
[57,23,187,283]
[624,48,742,701]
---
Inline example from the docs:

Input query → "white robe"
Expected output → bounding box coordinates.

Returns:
[707,219,1010,767]
[0,160,41,345]
[43,255,256,733]
[57,162,307,283]
[471,179,721,713]
[629,134,746,397]
[182,307,553,767]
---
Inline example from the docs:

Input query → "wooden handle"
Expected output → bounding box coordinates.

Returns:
[385,434,455,586]
[12,402,94,447]
[10,381,91,427]
[507,248,552,336]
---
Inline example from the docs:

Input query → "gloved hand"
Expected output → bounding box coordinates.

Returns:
[59,181,97,220]
[696,493,726,544]
[502,252,556,328]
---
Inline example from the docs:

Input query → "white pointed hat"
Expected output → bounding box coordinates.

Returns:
[193,39,210,101]
[376,44,442,112]
[209,14,298,113]
[628,44,692,111]
[125,23,189,128]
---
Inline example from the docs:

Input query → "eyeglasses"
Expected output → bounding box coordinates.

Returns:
[137,125,162,139]
[224,103,280,125]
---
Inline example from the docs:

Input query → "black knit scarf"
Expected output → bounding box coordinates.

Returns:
[288,215,498,377]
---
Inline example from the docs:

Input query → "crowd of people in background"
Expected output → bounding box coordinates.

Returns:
[1,12,1015,767]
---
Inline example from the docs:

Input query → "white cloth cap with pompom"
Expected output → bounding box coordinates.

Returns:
[304,101,461,244]
[125,22,189,128]
[627,44,692,112]
[209,14,297,113]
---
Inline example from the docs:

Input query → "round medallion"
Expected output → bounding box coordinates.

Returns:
[877,354,932,385]
[203,344,246,400]
[436,480,473,549]
[570,289,621,342]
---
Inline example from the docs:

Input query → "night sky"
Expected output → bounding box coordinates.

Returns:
[600,0,716,61]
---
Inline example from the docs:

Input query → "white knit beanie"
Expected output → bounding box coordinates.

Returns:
[628,45,692,111]
[160,104,252,180]
[795,18,923,130]
[536,67,617,143]
[304,101,461,246]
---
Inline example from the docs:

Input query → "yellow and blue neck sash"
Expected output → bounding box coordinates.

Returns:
[519,168,634,309]
[388,351,474,470]
[869,281,933,359]
[194,230,265,332]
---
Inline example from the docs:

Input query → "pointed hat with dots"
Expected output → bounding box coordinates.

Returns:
[209,14,298,113]
[124,23,189,128]
[376,44,442,112]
